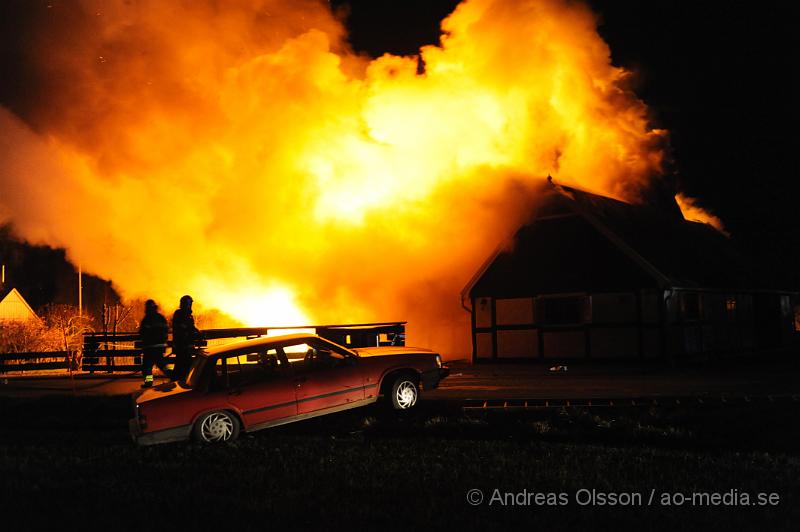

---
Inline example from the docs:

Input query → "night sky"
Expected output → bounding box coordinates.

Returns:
[1,0,798,292]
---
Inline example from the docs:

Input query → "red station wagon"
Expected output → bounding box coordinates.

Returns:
[129,333,449,445]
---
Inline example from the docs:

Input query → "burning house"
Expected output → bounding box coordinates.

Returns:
[463,182,799,362]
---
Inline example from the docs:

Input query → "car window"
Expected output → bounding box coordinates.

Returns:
[213,348,284,389]
[281,341,347,373]
[282,342,311,364]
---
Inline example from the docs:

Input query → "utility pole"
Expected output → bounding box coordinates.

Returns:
[78,264,83,318]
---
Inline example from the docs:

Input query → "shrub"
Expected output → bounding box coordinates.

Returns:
[0,319,60,353]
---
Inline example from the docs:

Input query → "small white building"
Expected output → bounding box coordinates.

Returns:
[0,287,39,322]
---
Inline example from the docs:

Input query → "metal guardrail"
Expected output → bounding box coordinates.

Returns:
[80,321,407,373]
[82,321,407,344]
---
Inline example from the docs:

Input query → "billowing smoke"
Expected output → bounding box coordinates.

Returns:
[0,0,666,357]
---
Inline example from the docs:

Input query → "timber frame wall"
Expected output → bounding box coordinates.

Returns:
[470,289,798,362]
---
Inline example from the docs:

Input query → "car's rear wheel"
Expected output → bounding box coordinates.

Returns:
[194,410,240,443]
[390,376,418,410]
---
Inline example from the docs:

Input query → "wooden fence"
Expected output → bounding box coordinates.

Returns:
[0,351,72,372]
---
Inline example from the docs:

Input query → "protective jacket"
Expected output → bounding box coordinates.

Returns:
[139,311,168,348]
[171,308,200,351]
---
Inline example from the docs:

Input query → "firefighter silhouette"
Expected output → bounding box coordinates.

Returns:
[139,299,169,388]
[170,295,201,382]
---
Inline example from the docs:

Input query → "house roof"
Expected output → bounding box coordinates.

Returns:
[562,184,754,289]
[0,286,39,321]
[464,180,777,299]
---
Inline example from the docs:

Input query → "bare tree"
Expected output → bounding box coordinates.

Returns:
[103,301,140,332]
[123,304,140,331]
[42,304,92,371]
[100,302,137,370]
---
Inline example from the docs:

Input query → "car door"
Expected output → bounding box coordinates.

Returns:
[217,348,297,428]
[282,340,365,415]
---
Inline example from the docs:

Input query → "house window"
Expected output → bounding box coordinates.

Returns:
[538,295,590,325]
[725,297,737,320]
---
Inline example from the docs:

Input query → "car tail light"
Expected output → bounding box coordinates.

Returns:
[435,354,443,368]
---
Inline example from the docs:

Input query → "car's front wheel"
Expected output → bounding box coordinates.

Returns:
[390,376,419,410]
[194,410,240,443]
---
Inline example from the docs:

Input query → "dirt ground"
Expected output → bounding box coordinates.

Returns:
[2,359,800,531]
[1,394,799,531]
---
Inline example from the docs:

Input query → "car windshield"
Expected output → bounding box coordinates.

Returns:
[311,337,356,358]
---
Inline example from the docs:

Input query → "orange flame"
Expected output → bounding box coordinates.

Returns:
[675,193,727,234]
[0,0,667,355]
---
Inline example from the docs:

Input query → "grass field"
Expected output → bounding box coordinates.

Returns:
[1,395,799,531]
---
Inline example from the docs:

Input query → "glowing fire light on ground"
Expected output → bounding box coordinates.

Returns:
[0,0,671,354]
